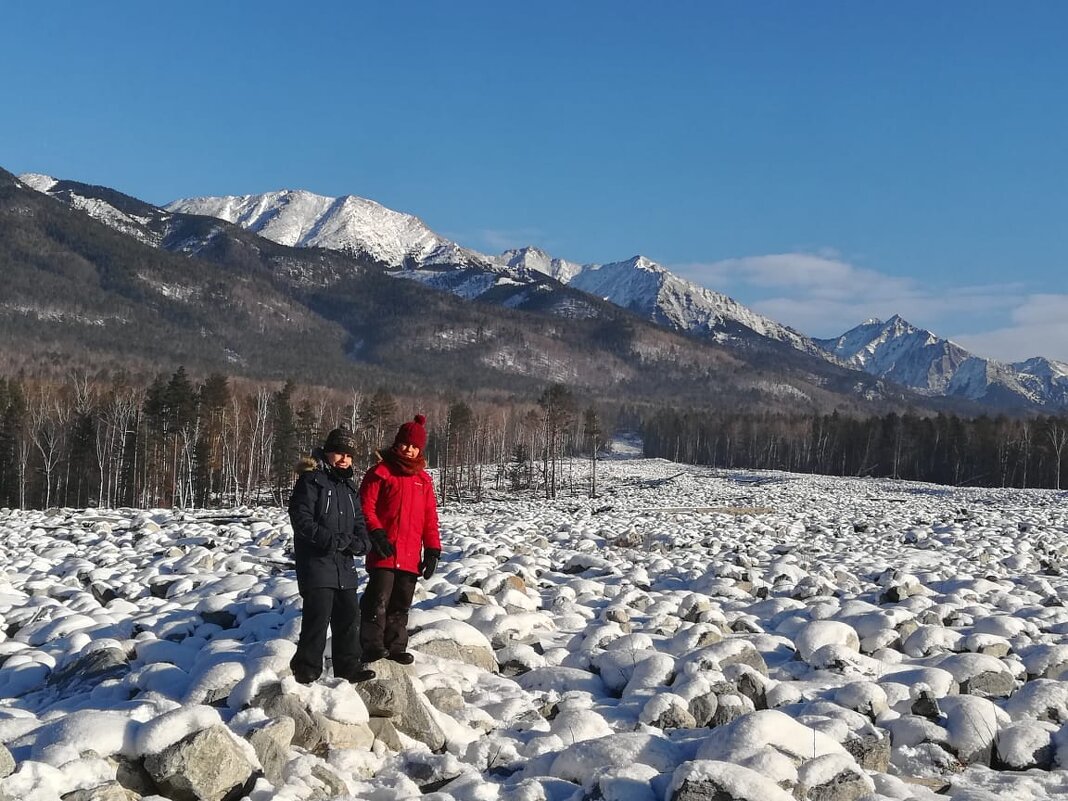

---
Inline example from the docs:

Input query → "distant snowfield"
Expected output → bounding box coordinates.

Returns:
[2,460,1068,800]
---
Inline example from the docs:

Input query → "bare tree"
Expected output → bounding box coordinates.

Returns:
[1047,419,1068,491]
[29,389,70,508]
[87,380,141,508]
[582,405,603,498]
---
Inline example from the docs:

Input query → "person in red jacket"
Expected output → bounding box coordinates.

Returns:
[358,414,442,664]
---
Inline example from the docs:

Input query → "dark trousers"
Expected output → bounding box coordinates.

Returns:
[291,586,362,679]
[360,568,418,656]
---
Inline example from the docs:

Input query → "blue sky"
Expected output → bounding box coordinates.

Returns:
[3,2,1066,361]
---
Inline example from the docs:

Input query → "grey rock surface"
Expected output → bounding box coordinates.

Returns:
[143,725,254,801]
[247,717,295,786]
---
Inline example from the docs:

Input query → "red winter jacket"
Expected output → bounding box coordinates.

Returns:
[359,460,441,574]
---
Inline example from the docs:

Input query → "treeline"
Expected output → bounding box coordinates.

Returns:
[5,369,1066,510]
[642,409,1068,490]
[0,371,608,510]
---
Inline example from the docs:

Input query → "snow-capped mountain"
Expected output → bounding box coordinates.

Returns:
[21,173,168,247]
[21,166,872,408]
[23,173,1065,410]
[817,315,1068,408]
[505,250,828,357]
[167,188,833,357]
[1014,356,1068,408]
[167,189,491,272]
[165,189,579,306]
[500,246,584,284]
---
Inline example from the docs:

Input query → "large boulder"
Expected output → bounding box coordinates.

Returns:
[843,729,890,772]
[549,733,682,786]
[252,678,371,752]
[59,783,139,801]
[993,721,1055,770]
[252,683,324,751]
[358,658,446,751]
[698,710,846,763]
[942,696,1006,765]
[668,760,794,801]
[0,745,13,779]
[936,653,1015,698]
[702,640,769,677]
[795,622,860,665]
[246,717,295,786]
[47,647,129,694]
[796,754,873,801]
[640,694,697,731]
[409,620,498,673]
[142,725,254,801]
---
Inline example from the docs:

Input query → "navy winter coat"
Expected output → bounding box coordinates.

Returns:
[288,456,370,593]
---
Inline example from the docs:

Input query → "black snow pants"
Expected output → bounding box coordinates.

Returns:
[290,586,363,680]
[360,568,418,657]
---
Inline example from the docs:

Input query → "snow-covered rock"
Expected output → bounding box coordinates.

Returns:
[2,459,1068,800]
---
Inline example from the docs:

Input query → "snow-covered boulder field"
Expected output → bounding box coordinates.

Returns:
[2,458,1068,800]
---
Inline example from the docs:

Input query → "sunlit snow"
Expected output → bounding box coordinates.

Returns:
[2,457,1068,799]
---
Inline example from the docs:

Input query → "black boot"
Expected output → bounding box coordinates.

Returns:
[292,666,320,684]
[342,666,377,683]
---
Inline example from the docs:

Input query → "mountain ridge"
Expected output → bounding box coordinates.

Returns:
[15,170,1063,411]
[816,315,1068,409]
[167,185,1065,410]
[168,189,839,361]
[7,166,918,415]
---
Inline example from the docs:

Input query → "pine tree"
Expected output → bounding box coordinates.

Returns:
[271,380,298,503]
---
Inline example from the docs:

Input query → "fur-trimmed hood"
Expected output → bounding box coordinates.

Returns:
[294,447,325,474]
[294,447,358,485]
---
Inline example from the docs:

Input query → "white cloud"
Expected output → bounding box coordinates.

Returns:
[951,295,1068,364]
[672,252,1062,363]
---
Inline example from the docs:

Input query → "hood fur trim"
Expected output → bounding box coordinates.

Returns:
[294,455,318,474]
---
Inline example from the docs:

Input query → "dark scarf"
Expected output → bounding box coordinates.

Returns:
[325,462,355,481]
[322,456,358,493]
[381,447,427,476]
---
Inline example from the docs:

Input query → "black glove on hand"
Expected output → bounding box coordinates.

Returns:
[342,531,370,557]
[369,528,395,558]
[419,548,441,580]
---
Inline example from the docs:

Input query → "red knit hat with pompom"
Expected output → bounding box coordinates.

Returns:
[393,414,428,450]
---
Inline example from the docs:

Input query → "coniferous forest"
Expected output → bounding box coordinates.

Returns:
[0,369,1065,512]
[642,407,1068,491]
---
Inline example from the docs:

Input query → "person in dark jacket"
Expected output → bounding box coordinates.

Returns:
[359,414,442,664]
[288,426,375,684]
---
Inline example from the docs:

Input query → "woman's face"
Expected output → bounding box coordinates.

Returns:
[326,451,353,469]
[396,442,420,459]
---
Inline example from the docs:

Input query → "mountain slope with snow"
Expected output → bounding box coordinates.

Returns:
[22,173,1064,411]
[563,255,828,357]
[15,166,905,411]
[817,315,1068,409]
[168,189,491,271]
[169,188,836,358]
[166,187,1068,408]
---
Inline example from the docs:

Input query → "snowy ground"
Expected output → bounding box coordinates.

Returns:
[2,458,1068,801]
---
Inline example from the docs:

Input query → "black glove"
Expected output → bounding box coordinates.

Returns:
[369,529,395,558]
[419,548,441,580]
[342,531,370,557]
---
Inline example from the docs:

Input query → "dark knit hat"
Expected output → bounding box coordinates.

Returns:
[323,427,358,457]
[393,414,428,450]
